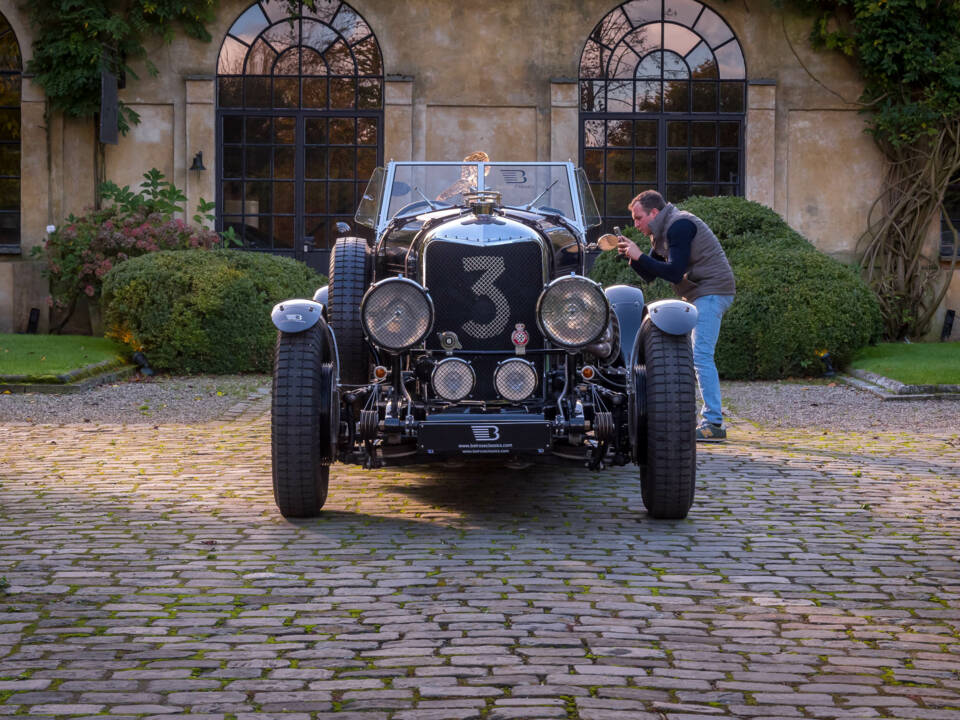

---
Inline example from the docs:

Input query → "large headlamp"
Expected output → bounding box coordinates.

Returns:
[360,277,434,351]
[536,276,609,348]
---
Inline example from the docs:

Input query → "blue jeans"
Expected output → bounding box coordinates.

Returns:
[691,294,734,426]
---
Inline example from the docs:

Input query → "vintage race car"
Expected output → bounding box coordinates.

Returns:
[270,161,698,519]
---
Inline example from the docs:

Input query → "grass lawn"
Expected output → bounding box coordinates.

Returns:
[0,334,129,378]
[849,342,960,385]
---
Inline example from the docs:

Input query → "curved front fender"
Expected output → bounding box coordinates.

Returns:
[604,284,645,366]
[646,299,698,335]
[271,299,325,333]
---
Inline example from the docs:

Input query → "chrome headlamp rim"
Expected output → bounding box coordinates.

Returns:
[494,357,538,402]
[359,276,435,351]
[430,357,476,402]
[535,275,610,349]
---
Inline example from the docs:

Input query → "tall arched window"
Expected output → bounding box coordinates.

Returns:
[579,0,746,231]
[0,13,21,251]
[217,0,383,270]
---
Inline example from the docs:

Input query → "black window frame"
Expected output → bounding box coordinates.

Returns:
[578,0,746,232]
[215,0,384,272]
[0,12,21,254]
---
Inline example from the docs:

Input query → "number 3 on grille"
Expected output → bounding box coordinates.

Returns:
[462,256,510,339]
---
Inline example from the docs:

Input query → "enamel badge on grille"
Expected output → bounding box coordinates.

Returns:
[511,323,529,355]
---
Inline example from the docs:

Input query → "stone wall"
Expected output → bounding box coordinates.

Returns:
[0,0,956,338]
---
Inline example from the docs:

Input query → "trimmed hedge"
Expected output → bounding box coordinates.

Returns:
[102,249,327,374]
[589,196,882,379]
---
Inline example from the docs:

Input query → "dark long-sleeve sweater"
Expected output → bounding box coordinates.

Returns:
[628,218,695,283]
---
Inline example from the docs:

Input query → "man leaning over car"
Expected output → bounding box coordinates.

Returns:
[616,190,736,442]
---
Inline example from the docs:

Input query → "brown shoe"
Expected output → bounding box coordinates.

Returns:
[696,423,726,442]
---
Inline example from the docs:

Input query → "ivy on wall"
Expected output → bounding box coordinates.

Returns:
[23,0,310,132]
[24,0,217,132]
[786,0,960,339]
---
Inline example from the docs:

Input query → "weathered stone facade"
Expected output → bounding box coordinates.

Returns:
[0,0,956,338]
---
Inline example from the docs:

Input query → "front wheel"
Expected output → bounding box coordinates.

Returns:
[272,323,337,518]
[637,319,697,519]
[328,237,371,385]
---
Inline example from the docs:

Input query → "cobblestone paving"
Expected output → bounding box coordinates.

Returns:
[2,397,959,719]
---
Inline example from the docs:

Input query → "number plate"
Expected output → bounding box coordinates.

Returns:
[418,417,551,455]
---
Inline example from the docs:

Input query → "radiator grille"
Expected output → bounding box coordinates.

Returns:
[424,240,545,398]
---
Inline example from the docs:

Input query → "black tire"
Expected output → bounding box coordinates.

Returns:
[328,237,371,385]
[638,318,697,519]
[272,323,337,518]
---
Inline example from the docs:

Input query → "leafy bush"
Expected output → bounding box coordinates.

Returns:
[35,206,219,311]
[102,250,327,374]
[33,169,227,327]
[589,196,883,379]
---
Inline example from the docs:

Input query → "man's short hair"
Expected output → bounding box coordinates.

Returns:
[629,190,665,212]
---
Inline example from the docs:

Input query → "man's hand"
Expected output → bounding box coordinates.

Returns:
[617,235,642,262]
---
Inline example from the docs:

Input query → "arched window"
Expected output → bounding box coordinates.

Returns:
[579,0,746,231]
[217,0,383,270]
[0,13,21,251]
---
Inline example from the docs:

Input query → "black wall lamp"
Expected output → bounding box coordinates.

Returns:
[190,151,206,171]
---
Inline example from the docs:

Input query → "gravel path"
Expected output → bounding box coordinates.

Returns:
[0,374,271,425]
[722,379,959,435]
[1,372,957,433]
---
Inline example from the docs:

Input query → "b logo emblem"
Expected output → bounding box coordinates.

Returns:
[471,425,500,441]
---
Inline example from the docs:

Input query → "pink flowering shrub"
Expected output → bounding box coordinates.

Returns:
[35,205,219,312]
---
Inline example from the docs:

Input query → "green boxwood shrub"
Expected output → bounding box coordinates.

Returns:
[102,249,327,374]
[588,196,883,379]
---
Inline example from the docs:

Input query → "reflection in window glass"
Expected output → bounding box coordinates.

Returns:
[662,81,689,112]
[606,119,633,147]
[664,0,701,28]
[580,81,604,112]
[218,37,247,74]
[686,43,718,79]
[635,80,661,111]
[609,44,641,79]
[636,53,662,79]
[715,41,746,80]
[662,51,689,79]
[623,0,661,27]
[663,24,700,56]
[694,8,734,48]
[584,120,605,147]
[607,81,634,112]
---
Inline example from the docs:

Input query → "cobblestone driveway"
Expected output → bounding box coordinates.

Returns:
[2,398,959,720]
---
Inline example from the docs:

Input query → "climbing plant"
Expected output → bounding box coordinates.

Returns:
[785,0,960,339]
[24,0,311,132]
[25,0,217,133]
